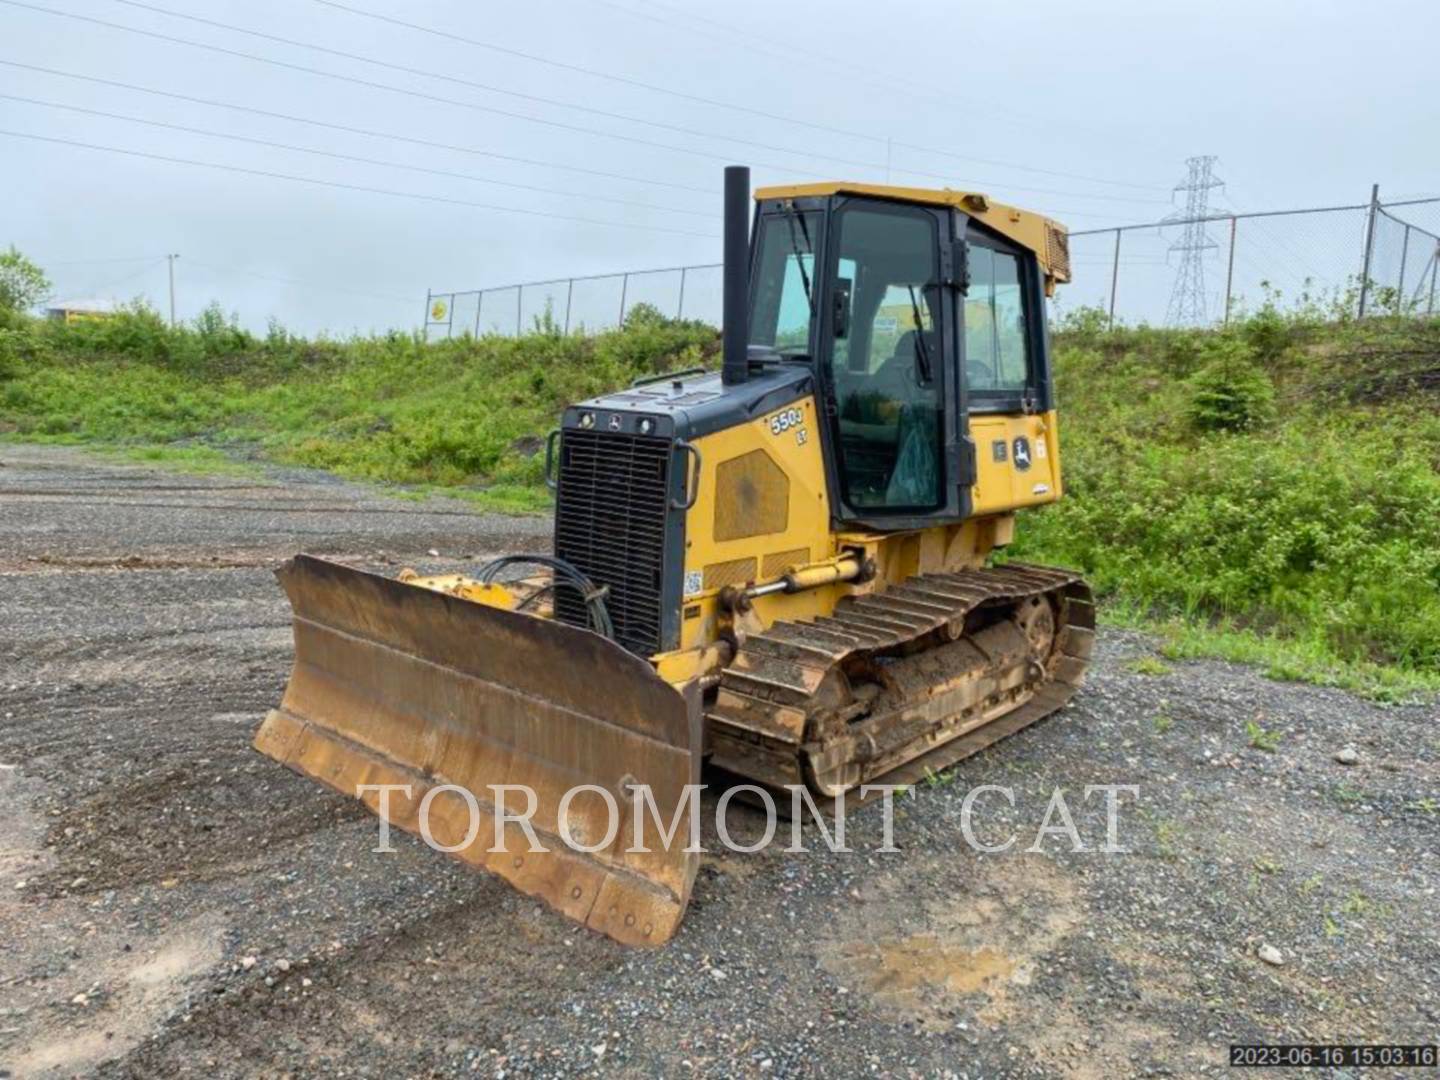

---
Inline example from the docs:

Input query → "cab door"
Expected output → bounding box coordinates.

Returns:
[817,197,968,529]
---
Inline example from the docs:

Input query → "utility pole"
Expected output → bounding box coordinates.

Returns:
[1164,156,1224,326]
[166,253,180,327]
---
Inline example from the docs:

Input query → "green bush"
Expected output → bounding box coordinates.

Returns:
[1011,309,1440,675]
[0,247,50,313]
[0,327,24,382]
[1186,338,1276,432]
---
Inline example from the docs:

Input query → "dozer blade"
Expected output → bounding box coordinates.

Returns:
[254,554,701,947]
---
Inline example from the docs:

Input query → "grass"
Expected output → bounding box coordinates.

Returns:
[1126,656,1172,677]
[0,300,718,496]
[1333,783,1364,807]
[1153,818,1183,860]
[1245,719,1283,753]
[1109,609,1440,701]
[105,443,264,477]
[1,288,1437,699]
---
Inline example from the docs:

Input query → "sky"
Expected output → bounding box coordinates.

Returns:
[3,0,1438,335]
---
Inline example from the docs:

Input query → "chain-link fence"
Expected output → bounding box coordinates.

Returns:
[424,263,722,339]
[1057,193,1440,328]
[424,191,1440,339]
[1368,200,1440,317]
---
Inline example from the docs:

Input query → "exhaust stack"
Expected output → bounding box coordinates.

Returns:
[721,165,750,386]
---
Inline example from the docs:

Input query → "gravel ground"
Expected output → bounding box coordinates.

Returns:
[0,444,1436,1079]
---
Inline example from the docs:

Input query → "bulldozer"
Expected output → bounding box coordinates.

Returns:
[255,167,1094,946]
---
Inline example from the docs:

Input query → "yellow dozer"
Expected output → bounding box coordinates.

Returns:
[256,167,1094,946]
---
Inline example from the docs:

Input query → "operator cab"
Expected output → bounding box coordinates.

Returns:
[746,184,1067,530]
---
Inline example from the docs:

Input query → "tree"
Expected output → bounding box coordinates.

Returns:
[0,247,51,312]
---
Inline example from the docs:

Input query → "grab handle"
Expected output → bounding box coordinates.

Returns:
[671,440,702,511]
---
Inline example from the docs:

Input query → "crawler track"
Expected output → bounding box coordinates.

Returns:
[707,564,1094,805]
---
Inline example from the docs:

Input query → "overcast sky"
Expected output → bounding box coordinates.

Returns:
[4,0,1438,335]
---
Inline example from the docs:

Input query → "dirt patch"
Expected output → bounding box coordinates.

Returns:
[822,853,1082,1032]
[0,768,224,1079]
[7,926,223,1078]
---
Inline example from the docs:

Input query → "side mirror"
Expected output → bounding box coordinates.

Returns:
[832,278,852,339]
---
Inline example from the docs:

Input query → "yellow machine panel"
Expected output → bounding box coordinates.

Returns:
[713,449,790,540]
[677,395,832,652]
[971,410,1064,515]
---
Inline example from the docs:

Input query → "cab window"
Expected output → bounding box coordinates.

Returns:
[750,210,821,355]
[965,244,1031,394]
[826,203,943,512]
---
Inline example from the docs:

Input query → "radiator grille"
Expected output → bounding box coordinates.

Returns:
[554,429,672,656]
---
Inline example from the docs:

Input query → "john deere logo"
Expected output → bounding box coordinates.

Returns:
[430,299,448,321]
[1012,436,1033,472]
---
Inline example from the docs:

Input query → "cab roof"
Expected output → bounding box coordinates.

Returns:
[754,181,1072,291]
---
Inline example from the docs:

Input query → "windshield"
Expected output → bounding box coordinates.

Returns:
[750,209,822,356]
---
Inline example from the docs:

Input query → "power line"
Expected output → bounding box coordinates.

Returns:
[115,0,1167,203]
[591,0,1178,168]
[35,253,166,266]
[0,0,839,180]
[0,128,721,238]
[0,59,714,195]
[184,258,414,304]
[586,0,972,112]
[0,92,713,219]
[888,142,1169,194]
[308,0,1167,195]
[307,0,881,145]
[51,256,166,297]
[0,63,1161,227]
[108,0,900,177]
[1,0,1168,206]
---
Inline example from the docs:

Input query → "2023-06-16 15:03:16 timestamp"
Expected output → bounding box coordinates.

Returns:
[1229,1044,1438,1068]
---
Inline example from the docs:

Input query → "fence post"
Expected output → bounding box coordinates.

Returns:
[1107,228,1121,330]
[1224,216,1238,325]
[564,278,574,335]
[446,296,455,339]
[423,289,432,342]
[1357,183,1380,318]
[677,267,688,319]
[1431,242,1439,316]
[1397,225,1411,310]
[618,273,629,326]
[516,286,523,336]
[474,291,482,336]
